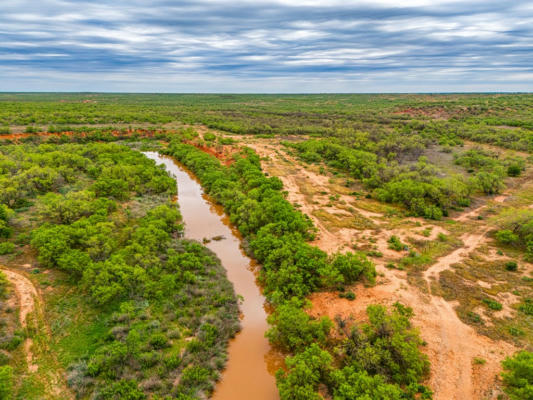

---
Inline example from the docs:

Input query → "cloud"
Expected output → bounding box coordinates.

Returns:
[0,0,531,92]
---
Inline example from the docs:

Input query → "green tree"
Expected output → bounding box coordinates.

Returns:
[476,171,504,194]
[331,367,403,400]
[501,351,533,400]
[496,229,520,245]
[341,303,430,387]
[276,344,333,400]
[97,379,146,400]
[266,299,332,353]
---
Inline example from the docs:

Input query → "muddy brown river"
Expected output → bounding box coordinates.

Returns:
[144,152,280,400]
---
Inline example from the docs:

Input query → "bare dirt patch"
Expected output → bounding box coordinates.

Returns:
[1,269,37,328]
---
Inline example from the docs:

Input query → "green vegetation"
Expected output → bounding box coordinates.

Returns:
[506,261,518,271]
[494,209,533,259]
[519,299,533,316]
[482,298,503,311]
[289,139,472,219]
[0,93,531,220]
[0,142,239,398]
[276,304,431,400]
[388,235,407,251]
[501,351,533,400]
[437,252,533,344]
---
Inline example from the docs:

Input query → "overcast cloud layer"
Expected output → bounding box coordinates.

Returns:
[1,0,532,92]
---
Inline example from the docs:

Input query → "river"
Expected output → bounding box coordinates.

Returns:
[144,152,280,400]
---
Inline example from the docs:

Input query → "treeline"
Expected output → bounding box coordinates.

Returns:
[0,143,240,399]
[1,93,532,152]
[164,140,431,399]
[288,139,525,219]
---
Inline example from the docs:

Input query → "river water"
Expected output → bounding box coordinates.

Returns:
[144,152,280,400]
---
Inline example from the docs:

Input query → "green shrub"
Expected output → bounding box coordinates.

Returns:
[179,366,211,389]
[508,327,524,337]
[164,352,182,370]
[148,333,168,349]
[0,353,9,366]
[437,233,448,242]
[0,222,12,240]
[203,132,216,142]
[388,235,406,251]
[505,261,518,271]
[501,351,533,400]
[466,311,483,324]
[329,252,376,285]
[476,171,504,194]
[0,242,14,256]
[340,303,430,388]
[276,344,333,400]
[97,379,146,400]
[0,366,13,400]
[519,299,533,316]
[482,298,503,311]
[496,230,520,245]
[0,333,23,351]
[507,164,522,177]
[0,272,9,300]
[266,299,333,353]
[339,291,356,301]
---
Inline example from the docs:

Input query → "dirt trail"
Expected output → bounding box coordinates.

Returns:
[415,295,513,400]
[2,269,37,327]
[246,138,516,400]
[1,268,40,373]
[455,192,509,223]
[423,227,489,285]
[418,192,514,399]
[1,267,73,398]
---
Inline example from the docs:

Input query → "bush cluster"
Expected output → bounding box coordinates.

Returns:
[289,139,473,219]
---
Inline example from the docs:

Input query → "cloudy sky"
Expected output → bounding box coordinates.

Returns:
[0,0,532,92]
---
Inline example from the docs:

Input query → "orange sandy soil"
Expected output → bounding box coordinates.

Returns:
[1,265,73,398]
[239,136,525,400]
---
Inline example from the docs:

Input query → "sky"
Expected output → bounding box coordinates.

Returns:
[0,0,532,93]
